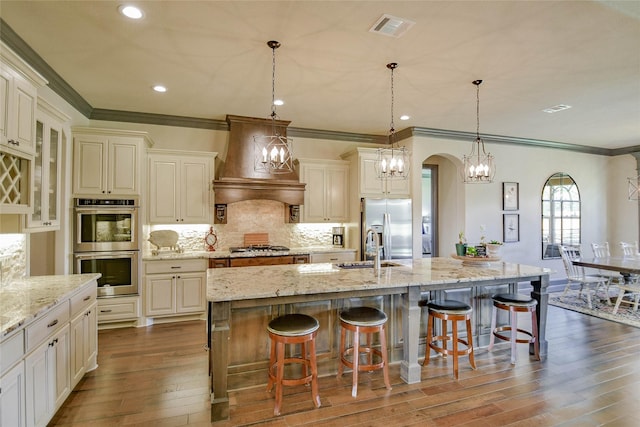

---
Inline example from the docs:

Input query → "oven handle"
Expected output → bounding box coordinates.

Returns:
[74,251,138,260]
[74,207,138,214]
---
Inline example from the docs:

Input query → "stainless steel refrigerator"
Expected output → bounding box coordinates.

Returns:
[361,198,412,260]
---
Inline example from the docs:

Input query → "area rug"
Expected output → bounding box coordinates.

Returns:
[548,289,640,328]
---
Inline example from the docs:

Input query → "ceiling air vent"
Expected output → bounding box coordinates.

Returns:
[369,14,415,38]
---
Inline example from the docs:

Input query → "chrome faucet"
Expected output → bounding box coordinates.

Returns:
[365,228,381,275]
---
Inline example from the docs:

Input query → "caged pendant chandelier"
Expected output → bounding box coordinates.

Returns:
[628,175,640,200]
[462,79,495,183]
[375,62,410,180]
[254,40,294,174]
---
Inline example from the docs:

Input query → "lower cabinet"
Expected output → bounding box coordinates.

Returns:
[309,250,356,263]
[144,259,207,318]
[0,279,98,427]
[25,324,70,427]
[0,361,26,427]
[69,301,98,387]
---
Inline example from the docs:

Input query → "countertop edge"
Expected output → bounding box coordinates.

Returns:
[1,273,101,339]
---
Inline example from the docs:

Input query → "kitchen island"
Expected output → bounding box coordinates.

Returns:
[206,257,550,421]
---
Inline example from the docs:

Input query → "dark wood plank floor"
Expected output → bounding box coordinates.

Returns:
[49,305,640,426]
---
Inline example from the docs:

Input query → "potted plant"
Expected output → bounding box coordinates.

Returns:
[455,231,467,256]
[486,240,503,257]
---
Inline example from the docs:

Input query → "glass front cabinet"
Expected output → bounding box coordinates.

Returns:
[27,99,68,231]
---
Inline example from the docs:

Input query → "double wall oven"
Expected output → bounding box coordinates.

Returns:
[73,198,140,297]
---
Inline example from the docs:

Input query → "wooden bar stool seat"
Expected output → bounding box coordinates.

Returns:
[337,306,392,397]
[266,313,321,416]
[488,293,540,364]
[421,299,476,379]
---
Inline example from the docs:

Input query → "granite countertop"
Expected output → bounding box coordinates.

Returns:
[0,273,101,338]
[142,246,356,261]
[207,257,551,302]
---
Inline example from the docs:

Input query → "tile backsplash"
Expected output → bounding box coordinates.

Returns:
[145,199,345,252]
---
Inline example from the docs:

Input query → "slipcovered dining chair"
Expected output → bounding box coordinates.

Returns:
[559,245,609,309]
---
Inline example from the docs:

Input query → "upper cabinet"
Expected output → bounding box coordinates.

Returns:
[73,127,153,197]
[342,147,410,198]
[148,149,216,224]
[0,42,47,157]
[298,159,349,223]
[0,42,47,215]
[27,99,69,231]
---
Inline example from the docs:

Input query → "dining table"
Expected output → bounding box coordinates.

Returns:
[573,256,640,284]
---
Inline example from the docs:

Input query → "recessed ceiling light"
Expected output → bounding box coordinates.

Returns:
[153,85,167,93]
[400,115,410,121]
[273,99,284,106]
[119,5,144,20]
[542,104,572,113]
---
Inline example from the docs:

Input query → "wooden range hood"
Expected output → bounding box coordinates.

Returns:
[213,115,305,206]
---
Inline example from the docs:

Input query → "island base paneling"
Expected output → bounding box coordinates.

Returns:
[211,281,518,396]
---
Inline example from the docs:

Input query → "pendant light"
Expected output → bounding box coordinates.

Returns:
[462,79,495,183]
[628,175,640,200]
[375,62,410,180]
[254,40,294,174]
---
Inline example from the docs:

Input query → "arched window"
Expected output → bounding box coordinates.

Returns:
[541,173,581,259]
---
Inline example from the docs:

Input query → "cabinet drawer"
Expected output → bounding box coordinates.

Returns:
[97,297,140,322]
[70,284,98,318]
[0,330,24,375]
[145,258,207,274]
[209,258,230,268]
[25,301,69,352]
[310,251,357,263]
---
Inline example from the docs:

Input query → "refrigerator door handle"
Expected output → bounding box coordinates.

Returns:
[382,213,392,260]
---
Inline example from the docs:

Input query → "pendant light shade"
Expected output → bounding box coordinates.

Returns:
[462,80,495,183]
[254,40,294,174]
[375,63,410,180]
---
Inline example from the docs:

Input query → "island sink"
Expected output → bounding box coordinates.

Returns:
[334,261,403,269]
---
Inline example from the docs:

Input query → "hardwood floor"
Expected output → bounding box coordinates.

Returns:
[49,305,640,426]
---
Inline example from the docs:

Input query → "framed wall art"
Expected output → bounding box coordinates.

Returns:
[503,214,520,243]
[502,182,519,211]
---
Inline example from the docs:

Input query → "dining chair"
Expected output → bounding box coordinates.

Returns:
[590,242,622,303]
[559,245,609,308]
[620,241,640,257]
[591,242,640,311]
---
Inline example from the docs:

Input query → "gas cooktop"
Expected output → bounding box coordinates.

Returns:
[229,245,290,253]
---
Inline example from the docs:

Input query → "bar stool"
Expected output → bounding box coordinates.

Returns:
[488,293,540,364]
[337,306,392,397]
[266,313,321,416]
[421,299,476,379]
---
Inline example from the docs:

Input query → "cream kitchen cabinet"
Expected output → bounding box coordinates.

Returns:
[1,277,98,427]
[298,159,349,223]
[343,147,410,198]
[1,329,26,427]
[144,259,208,318]
[27,99,69,231]
[0,41,47,157]
[25,323,70,427]
[69,284,98,388]
[148,150,216,224]
[0,360,26,427]
[72,127,153,197]
[309,250,356,263]
[97,296,140,327]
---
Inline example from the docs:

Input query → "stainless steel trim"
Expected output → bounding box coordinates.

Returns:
[74,250,139,297]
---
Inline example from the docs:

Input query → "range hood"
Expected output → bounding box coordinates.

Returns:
[213,115,305,205]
